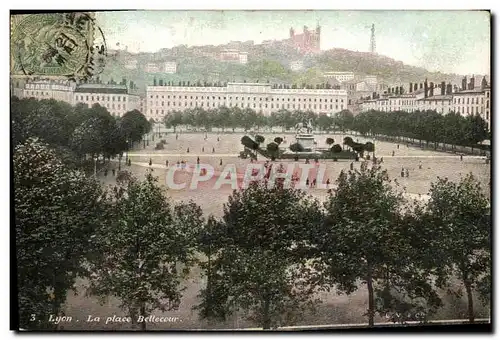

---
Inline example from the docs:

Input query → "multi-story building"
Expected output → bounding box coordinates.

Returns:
[220,49,248,64]
[145,82,348,121]
[324,71,355,83]
[144,63,161,73]
[74,84,141,118]
[21,80,75,104]
[484,87,491,131]
[238,52,248,65]
[289,25,321,54]
[364,75,378,88]
[360,77,491,131]
[163,61,177,74]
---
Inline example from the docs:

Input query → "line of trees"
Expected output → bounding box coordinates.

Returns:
[12,97,151,168]
[163,107,341,133]
[162,106,489,149]
[350,110,489,148]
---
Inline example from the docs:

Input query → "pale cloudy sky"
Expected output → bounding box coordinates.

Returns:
[96,10,490,75]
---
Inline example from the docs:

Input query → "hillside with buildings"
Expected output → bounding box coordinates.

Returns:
[97,27,464,95]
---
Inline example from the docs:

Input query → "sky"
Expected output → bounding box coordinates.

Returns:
[96,10,490,75]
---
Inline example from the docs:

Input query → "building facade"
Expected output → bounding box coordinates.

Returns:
[360,78,491,131]
[145,82,348,121]
[289,25,321,54]
[21,80,76,104]
[220,49,248,64]
[163,61,177,74]
[324,71,355,83]
[74,84,141,117]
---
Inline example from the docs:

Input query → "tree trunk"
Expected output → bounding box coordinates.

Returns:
[140,304,147,330]
[465,280,475,323]
[367,270,375,326]
[262,296,271,330]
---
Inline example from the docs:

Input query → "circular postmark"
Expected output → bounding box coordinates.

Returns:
[11,12,107,81]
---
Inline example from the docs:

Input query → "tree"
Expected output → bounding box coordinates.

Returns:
[319,164,414,326]
[15,138,105,329]
[119,110,151,143]
[424,174,491,323]
[88,172,203,330]
[197,181,323,329]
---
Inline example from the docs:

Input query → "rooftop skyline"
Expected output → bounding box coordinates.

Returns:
[96,10,490,75]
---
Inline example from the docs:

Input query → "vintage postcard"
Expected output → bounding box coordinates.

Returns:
[11,10,491,332]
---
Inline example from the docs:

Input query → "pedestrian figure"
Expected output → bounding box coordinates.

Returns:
[220,158,223,166]
[312,178,317,187]
[305,158,310,164]
[460,154,463,161]
[306,178,310,186]
[176,133,178,140]
[197,156,200,164]
[112,169,116,176]
[392,150,395,157]
[350,162,354,171]
[401,167,405,178]
[217,137,220,142]
[380,157,384,163]
[166,160,169,167]
[149,158,152,166]
[326,179,330,185]
[212,147,215,153]
[419,161,422,170]
[187,147,190,153]
[128,159,131,166]
[202,147,205,152]
[405,168,409,178]
[397,144,400,149]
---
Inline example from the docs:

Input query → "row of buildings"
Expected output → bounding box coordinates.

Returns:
[360,76,491,130]
[12,79,143,117]
[145,82,349,119]
[11,74,491,131]
[125,60,178,74]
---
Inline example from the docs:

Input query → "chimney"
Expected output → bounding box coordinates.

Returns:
[462,76,467,91]
[372,92,377,99]
[454,84,459,93]
[395,87,399,95]
[446,83,452,95]
[470,76,475,89]
[414,83,418,92]
[481,76,488,89]
[441,81,446,95]
[424,79,428,98]
[409,82,413,93]
[400,86,404,95]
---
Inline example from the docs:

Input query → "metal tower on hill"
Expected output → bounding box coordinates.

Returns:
[370,23,376,54]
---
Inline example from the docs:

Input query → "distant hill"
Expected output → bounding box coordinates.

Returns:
[98,46,464,93]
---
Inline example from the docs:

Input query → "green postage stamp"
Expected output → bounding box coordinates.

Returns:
[10,12,107,80]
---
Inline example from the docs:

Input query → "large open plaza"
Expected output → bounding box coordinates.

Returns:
[55,129,491,330]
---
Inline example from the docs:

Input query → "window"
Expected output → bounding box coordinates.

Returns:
[117,97,120,102]
[167,102,170,106]
[97,96,100,101]
[86,96,89,101]
[156,95,158,99]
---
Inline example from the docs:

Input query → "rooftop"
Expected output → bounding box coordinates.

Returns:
[75,84,128,94]
[453,88,486,95]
